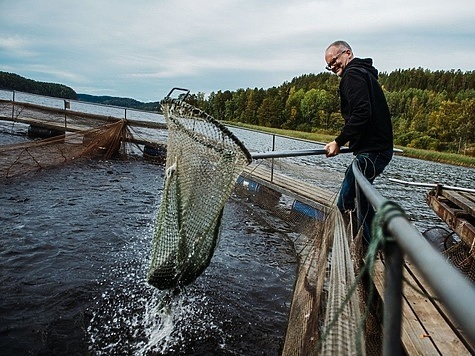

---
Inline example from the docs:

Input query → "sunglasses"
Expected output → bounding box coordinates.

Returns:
[325,50,347,71]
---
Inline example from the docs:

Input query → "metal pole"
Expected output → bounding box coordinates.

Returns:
[355,167,362,233]
[64,100,69,128]
[387,216,475,341]
[250,147,400,159]
[383,242,403,356]
[11,90,15,120]
[251,147,351,159]
[271,134,275,182]
[352,160,475,343]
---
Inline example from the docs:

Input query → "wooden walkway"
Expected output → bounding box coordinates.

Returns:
[242,165,474,355]
[241,164,337,214]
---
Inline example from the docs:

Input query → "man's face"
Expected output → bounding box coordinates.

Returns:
[325,47,350,77]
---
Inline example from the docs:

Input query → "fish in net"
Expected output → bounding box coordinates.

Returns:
[147,94,252,290]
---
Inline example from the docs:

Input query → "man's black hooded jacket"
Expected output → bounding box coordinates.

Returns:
[335,58,393,154]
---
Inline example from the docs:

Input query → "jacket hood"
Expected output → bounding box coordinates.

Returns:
[346,58,378,78]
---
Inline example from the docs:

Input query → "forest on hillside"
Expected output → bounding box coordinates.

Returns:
[0,71,77,99]
[188,68,475,155]
[2,68,474,154]
[0,71,161,110]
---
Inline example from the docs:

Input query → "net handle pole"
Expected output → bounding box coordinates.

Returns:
[165,87,190,101]
[251,147,402,159]
[251,147,351,159]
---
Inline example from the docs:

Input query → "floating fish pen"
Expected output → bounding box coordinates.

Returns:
[1,90,474,355]
[0,95,168,178]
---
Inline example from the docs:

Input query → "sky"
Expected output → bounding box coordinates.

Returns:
[1,0,474,102]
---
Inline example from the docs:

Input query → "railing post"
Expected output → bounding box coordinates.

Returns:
[11,90,15,120]
[355,166,362,233]
[383,241,403,356]
[270,134,275,182]
[64,100,70,128]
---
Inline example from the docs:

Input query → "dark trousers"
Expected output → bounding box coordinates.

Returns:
[337,150,393,244]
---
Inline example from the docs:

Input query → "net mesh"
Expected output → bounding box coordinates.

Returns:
[146,97,251,290]
[443,241,475,283]
[320,210,365,355]
[0,120,127,179]
[235,163,382,355]
[7,93,471,353]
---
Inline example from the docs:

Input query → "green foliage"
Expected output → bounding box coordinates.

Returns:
[205,69,475,155]
[0,71,77,99]
[0,71,162,112]
[77,94,151,109]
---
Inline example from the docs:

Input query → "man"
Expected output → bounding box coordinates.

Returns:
[324,40,393,244]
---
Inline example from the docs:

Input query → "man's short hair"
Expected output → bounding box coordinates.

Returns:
[327,40,352,52]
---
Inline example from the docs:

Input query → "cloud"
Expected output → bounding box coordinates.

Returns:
[1,0,474,101]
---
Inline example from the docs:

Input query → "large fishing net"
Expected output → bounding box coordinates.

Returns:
[0,120,127,179]
[0,98,157,179]
[146,96,252,290]
[279,208,371,355]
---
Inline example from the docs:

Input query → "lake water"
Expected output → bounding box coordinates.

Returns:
[0,157,297,355]
[1,91,474,355]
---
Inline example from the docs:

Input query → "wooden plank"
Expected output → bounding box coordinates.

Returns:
[243,165,336,205]
[404,260,475,354]
[441,190,475,217]
[1,116,86,132]
[373,258,471,355]
[426,193,475,248]
[241,171,330,214]
[373,259,440,355]
[401,264,471,355]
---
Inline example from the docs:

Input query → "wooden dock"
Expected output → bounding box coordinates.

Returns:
[242,165,474,355]
[241,164,337,214]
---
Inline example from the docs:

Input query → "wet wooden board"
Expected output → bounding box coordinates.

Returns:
[426,190,475,248]
[373,258,472,355]
[441,190,475,217]
[242,164,337,211]
[404,259,475,354]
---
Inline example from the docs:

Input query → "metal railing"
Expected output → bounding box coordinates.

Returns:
[352,160,475,356]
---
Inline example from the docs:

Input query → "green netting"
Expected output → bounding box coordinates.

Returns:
[147,97,252,290]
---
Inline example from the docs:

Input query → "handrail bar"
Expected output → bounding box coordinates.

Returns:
[351,160,475,353]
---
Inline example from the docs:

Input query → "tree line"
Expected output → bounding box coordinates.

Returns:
[2,68,474,154]
[187,68,475,155]
[0,71,162,111]
[0,71,78,99]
